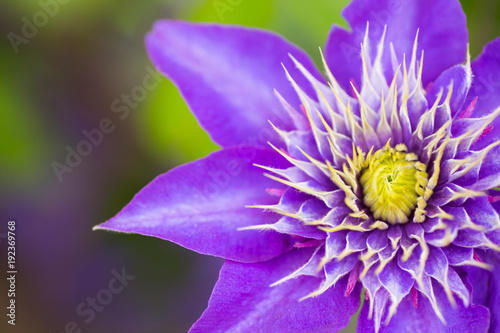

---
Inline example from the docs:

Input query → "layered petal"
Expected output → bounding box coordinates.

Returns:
[146,20,324,147]
[357,279,490,332]
[465,37,500,150]
[94,147,294,263]
[467,252,500,332]
[466,37,500,118]
[190,249,361,333]
[325,0,467,91]
[426,64,471,118]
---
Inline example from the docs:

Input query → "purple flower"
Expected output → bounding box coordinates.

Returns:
[94,0,500,331]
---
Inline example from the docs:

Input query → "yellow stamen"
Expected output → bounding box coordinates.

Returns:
[359,142,429,224]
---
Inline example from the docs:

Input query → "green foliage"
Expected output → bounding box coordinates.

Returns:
[138,80,219,164]
[0,55,51,186]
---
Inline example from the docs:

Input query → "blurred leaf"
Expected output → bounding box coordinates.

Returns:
[192,0,273,27]
[459,0,500,58]
[0,55,51,186]
[270,0,350,67]
[138,80,219,164]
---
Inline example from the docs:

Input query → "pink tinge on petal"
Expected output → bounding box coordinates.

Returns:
[488,195,500,203]
[345,262,361,297]
[299,104,308,118]
[277,92,310,131]
[459,97,478,119]
[279,148,293,158]
[293,239,324,248]
[349,79,359,99]
[425,81,434,93]
[266,188,286,198]
[411,287,419,309]
[365,291,370,301]
[478,125,493,140]
[473,251,483,263]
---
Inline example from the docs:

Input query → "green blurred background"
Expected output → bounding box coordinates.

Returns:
[0,0,498,332]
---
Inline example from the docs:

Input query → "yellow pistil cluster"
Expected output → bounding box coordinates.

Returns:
[359,142,429,224]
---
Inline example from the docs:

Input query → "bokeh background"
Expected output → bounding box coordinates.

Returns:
[0,0,499,332]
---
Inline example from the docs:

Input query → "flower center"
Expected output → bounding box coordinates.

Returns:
[360,143,429,225]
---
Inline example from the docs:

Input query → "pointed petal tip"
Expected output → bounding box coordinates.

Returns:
[91,219,133,234]
[91,147,295,263]
[92,220,115,232]
[92,224,103,231]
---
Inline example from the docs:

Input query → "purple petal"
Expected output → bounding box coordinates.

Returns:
[146,20,324,147]
[95,147,294,263]
[466,37,500,119]
[442,244,477,266]
[466,265,490,307]
[357,278,490,333]
[367,230,389,251]
[462,197,500,231]
[378,259,413,309]
[325,231,349,260]
[427,64,471,118]
[283,130,322,161]
[467,251,500,331]
[324,25,362,95]
[325,0,468,91]
[465,37,500,152]
[190,249,361,333]
[453,229,492,249]
[324,254,360,288]
[471,145,500,191]
[425,246,469,305]
[273,216,327,240]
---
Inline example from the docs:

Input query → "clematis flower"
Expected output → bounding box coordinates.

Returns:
[94,0,500,331]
